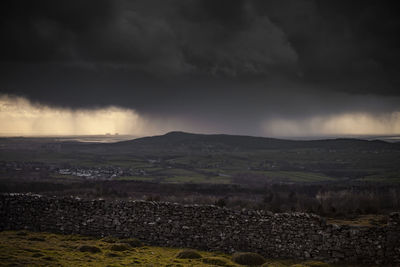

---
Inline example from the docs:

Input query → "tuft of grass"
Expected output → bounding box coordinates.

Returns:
[302,261,330,267]
[77,245,102,253]
[202,256,231,266]
[262,261,288,267]
[232,252,266,265]
[105,252,121,257]
[101,236,119,243]
[22,248,41,253]
[28,237,46,242]
[109,243,131,252]
[16,231,28,236]
[176,249,202,259]
[119,238,143,247]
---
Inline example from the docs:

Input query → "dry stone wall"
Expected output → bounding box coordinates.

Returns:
[1,194,399,264]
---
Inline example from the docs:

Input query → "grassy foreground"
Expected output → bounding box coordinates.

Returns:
[0,231,357,266]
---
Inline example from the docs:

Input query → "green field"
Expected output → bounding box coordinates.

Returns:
[262,171,336,183]
[356,172,400,183]
[164,175,231,184]
[114,176,156,182]
[110,170,332,184]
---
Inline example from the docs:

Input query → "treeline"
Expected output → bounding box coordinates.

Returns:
[1,179,399,218]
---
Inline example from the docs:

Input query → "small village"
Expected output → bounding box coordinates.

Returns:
[0,161,147,180]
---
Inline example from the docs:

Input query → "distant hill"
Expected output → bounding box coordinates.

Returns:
[90,131,400,154]
[2,131,399,184]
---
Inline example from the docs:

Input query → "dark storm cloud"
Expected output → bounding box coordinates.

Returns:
[1,0,398,83]
[256,0,400,94]
[0,0,299,108]
[0,0,298,75]
[0,0,117,61]
[0,0,400,136]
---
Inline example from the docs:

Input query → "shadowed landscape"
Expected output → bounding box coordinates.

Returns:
[2,133,400,266]
[1,132,400,218]
[2,0,400,265]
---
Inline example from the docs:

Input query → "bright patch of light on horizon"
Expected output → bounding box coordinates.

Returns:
[263,112,400,137]
[0,95,146,136]
[2,94,400,137]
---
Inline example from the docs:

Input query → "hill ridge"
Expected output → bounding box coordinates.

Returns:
[106,131,398,153]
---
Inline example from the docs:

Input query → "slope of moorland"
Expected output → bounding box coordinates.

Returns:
[0,230,352,267]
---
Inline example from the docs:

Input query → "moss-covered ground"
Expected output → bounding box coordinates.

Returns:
[0,231,374,266]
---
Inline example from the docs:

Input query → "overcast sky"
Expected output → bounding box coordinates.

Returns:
[1,0,400,137]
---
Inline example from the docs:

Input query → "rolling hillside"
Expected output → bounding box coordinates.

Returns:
[93,131,400,154]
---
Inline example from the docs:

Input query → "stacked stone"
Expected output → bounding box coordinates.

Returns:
[386,212,400,263]
[0,193,396,264]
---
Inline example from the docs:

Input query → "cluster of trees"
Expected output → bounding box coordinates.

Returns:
[258,186,400,216]
[2,178,400,218]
